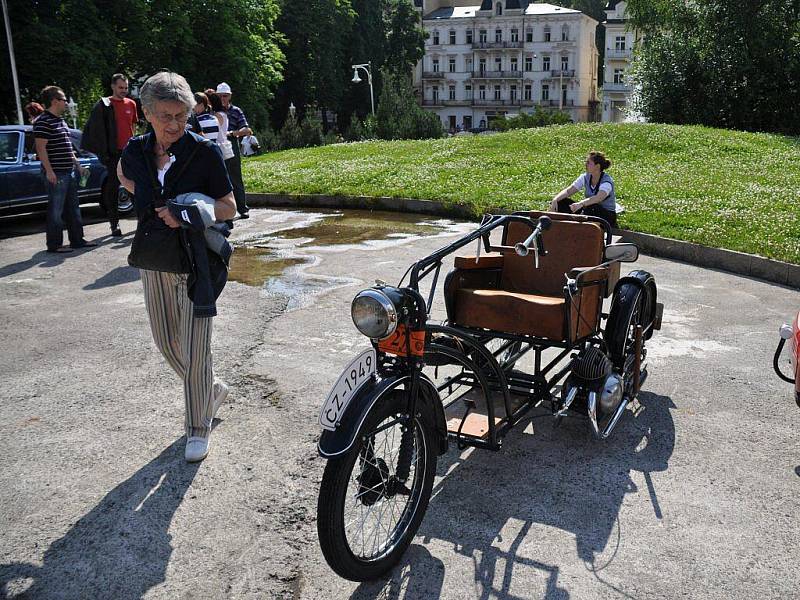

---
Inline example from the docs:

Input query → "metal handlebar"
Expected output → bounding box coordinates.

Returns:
[514,216,552,267]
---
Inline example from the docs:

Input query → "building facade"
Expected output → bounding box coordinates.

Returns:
[601,0,636,122]
[413,0,600,131]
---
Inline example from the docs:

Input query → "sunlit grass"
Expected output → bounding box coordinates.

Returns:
[243,123,800,264]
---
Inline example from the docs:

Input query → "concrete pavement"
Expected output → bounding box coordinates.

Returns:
[1,207,799,599]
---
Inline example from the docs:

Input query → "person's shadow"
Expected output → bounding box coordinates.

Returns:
[0,438,199,600]
[363,391,675,600]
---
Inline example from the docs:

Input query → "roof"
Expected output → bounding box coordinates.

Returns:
[425,3,580,19]
[605,0,622,10]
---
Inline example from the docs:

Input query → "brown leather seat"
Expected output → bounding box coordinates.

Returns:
[445,213,607,342]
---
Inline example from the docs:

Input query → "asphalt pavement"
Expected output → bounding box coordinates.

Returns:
[0,207,798,600]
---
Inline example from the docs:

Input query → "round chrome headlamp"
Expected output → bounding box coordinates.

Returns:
[351,289,398,339]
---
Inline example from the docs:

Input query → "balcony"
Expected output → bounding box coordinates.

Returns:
[605,48,632,60]
[472,41,522,50]
[421,99,444,106]
[422,71,445,79]
[472,98,522,107]
[545,99,575,107]
[443,99,472,106]
[549,69,576,78]
[603,82,630,92]
[471,70,523,79]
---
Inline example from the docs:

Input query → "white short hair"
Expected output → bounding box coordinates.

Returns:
[140,71,195,114]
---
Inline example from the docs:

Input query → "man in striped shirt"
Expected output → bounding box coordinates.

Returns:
[216,82,251,219]
[34,86,95,253]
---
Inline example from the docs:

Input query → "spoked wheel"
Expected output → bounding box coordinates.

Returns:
[605,280,648,374]
[317,390,437,581]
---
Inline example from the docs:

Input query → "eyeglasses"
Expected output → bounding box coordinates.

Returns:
[153,111,189,125]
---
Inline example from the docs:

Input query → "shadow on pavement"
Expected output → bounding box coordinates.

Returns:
[411,391,676,600]
[84,265,140,290]
[349,545,445,600]
[0,438,199,600]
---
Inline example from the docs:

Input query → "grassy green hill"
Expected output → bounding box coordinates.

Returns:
[243,123,800,264]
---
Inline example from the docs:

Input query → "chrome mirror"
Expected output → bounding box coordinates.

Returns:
[605,243,638,262]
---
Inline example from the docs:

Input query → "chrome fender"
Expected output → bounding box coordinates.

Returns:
[317,373,447,459]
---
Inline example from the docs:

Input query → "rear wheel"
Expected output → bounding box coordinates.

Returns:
[317,389,437,581]
[605,281,646,372]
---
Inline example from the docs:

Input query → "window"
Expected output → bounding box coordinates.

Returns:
[495,29,502,43]
[544,26,551,42]
[511,29,519,42]
[449,30,456,45]
[495,57,502,71]
[614,69,625,84]
[615,36,626,51]
[561,55,569,71]
[542,55,550,71]
[465,84,473,99]
[524,84,532,100]
[479,85,486,100]
[494,85,501,100]
[449,85,456,100]
[510,85,517,101]
[479,58,487,73]
[496,2,502,16]
[466,29,473,44]
[432,58,439,72]
[449,115,457,130]
[562,84,568,105]
[448,58,456,72]
[561,25,569,41]
[432,86,439,102]
[526,28,533,43]
[0,132,20,162]
[479,29,487,43]
[542,83,549,101]
[524,55,533,71]
[432,31,439,45]
[510,57,518,71]
[466,58,473,71]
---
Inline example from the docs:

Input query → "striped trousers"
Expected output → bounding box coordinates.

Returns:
[140,269,215,438]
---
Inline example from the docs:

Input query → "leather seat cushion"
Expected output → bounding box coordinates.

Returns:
[454,288,566,341]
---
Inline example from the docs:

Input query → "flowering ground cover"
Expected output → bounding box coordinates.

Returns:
[243,123,800,264]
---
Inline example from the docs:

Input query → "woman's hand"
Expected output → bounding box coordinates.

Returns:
[570,200,584,213]
[155,206,181,228]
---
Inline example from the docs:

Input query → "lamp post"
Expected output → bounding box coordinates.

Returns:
[2,0,23,125]
[351,62,374,116]
[66,97,78,128]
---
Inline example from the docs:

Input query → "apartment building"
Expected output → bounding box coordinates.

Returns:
[602,0,635,122]
[413,0,599,131]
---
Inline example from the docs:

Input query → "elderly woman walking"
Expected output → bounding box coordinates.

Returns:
[117,72,236,462]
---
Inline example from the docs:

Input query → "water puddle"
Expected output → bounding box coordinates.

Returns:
[227,208,470,310]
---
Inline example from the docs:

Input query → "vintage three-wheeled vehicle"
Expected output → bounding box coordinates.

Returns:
[316,211,664,581]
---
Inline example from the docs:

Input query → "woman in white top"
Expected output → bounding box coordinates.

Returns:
[204,90,234,160]
[549,150,618,227]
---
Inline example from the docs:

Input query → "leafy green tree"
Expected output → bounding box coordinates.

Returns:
[273,0,356,129]
[625,0,800,134]
[384,0,426,77]
[492,107,572,131]
[278,111,303,149]
[342,0,388,120]
[376,68,441,140]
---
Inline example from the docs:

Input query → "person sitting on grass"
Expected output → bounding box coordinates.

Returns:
[549,150,619,228]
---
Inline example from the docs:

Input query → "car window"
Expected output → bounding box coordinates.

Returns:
[23,131,38,161]
[0,132,20,162]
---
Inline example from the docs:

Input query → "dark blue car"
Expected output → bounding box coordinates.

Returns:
[0,124,108,216]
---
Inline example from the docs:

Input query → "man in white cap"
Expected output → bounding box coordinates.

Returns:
[216,82,251,218]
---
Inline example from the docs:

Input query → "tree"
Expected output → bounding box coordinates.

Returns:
[273,0,356,129]
[0,0,285,127]
[384,0,426,77]
[375,68,441,140]
[342,0,389,121]
[625,0,800,134]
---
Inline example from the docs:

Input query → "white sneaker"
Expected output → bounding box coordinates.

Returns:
[185,436,210,462]
[212,380,229,420]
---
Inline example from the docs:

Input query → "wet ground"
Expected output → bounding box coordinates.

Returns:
[1,206,799,599]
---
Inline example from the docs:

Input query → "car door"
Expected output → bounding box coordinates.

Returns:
[9,131,48,209]
[0,130,24,206]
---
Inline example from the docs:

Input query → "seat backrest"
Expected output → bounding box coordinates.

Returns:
[500,217,605,296]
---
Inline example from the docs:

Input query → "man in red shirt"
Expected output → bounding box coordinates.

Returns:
[82,73,139,237]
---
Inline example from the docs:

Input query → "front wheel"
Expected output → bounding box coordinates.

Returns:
[317,388,438,581]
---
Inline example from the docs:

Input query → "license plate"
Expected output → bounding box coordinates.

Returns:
[319,348,377,431]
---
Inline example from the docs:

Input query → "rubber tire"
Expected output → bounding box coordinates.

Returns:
[316,390,438,581]
[605,281,645,370]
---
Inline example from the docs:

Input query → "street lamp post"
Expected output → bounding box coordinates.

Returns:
[288,102,296,119]
[2,0,23,125]
[350,62,374,116]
